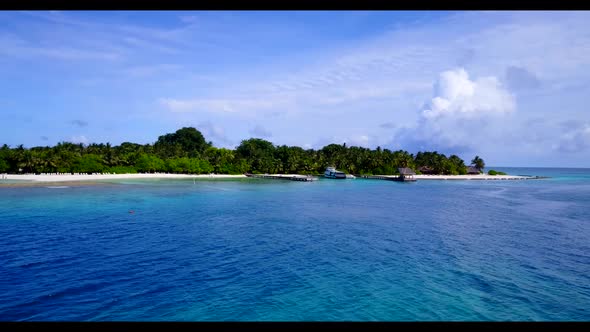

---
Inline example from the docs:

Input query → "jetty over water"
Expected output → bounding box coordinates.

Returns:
[245,173,318,182]
[414,175,548,180]
[357,174,549,181]
[358,175,414,182]
[358,168,417,182]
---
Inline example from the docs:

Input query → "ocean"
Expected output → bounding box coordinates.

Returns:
[0,167,589,321]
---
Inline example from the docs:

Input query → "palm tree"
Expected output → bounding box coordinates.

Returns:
[102,143,120,168]
[471,156,485,172]
[43,154,59,173]
[17,150,34,173]
[393,150,413,169]
[399,153,413,168]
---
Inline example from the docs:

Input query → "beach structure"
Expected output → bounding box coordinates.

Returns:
[245,173,317,182]
[358,168,417,182]
[398,167,417,182]
[418,166,435,175]
[466,166,480,175]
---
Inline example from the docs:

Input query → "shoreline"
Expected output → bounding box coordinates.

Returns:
[269,173,538,180]
[413,174,534,180]
[0,172,544,186]
[0,173,247,183]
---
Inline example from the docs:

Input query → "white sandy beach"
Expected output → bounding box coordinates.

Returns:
[0,172,539,183]
[267,173,534,180]
[0,173,247,183]
[355,174,532,180]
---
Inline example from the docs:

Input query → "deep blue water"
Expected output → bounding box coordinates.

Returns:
[1,168,589,321]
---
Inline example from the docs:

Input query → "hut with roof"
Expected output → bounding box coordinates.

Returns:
[466,166,481,175]
[418,165,435,175]
[398,167,417,181]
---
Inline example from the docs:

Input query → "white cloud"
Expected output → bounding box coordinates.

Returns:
[5,11,590,166]
[69,135,89,145]
[148,11,589,164]
[347,135,370,148]
[392,68,516,155]
[422,68,515,119]
[0,33,121,61]
[121,37,180,54]
[159,97,280,115]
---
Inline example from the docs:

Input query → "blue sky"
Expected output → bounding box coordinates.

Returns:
[1,11,589,167]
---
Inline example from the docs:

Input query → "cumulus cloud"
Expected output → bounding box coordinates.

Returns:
[422,68,515,119]
[71,119,88,127]
[393,68,516,154]
[249,125,272,138]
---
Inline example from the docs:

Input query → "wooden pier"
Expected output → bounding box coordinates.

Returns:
[245,173,318,182]
[357,175,415,182]
[355,168,417,182]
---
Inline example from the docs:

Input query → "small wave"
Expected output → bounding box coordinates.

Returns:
[6,280,113,312]
[46,186,70,189]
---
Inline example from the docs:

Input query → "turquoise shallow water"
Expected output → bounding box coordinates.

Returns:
[0,168,589,321]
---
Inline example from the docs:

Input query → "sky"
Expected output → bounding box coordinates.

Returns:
[1,10,589,167]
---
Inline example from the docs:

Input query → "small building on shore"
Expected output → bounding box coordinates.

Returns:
[418,166,435,175]
[398,167,416,181]
[466,166,480,175]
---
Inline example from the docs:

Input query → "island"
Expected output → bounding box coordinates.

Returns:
[0,127,540,183]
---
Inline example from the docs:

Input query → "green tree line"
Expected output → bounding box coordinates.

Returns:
[0,127,484,175]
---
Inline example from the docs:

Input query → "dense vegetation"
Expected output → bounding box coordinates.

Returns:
[488,170,507,176]
[471,155,485,173]
[0,127,484,176]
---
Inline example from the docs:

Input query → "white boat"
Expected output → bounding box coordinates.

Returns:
[324,167,347,179]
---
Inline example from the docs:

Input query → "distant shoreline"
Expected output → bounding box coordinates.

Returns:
[0,172,544,187]
[0,173,247,183]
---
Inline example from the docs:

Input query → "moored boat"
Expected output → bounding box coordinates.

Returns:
[324,167,347,179]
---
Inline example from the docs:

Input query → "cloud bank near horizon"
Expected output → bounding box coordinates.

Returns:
[391,68,516,156]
